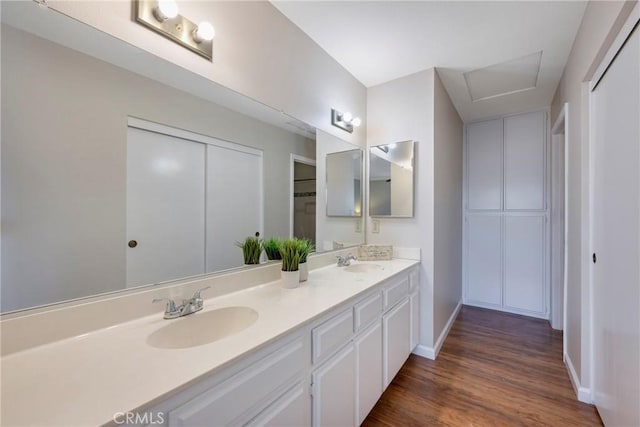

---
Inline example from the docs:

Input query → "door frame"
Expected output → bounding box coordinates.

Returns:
[289,154,317,238]
[587,3,640,404]
[550,104,569,340]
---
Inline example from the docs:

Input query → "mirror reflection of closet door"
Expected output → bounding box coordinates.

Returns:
[126,127,206,288]
[206,143,262,272]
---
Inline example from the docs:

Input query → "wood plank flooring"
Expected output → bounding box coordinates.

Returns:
[363,305,602,427]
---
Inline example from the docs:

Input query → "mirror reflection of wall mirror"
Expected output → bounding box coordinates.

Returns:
[369,140,415,217]
[0,3,364,314]
[325,149,363,218]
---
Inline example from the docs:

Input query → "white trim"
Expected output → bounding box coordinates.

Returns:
[127,116,262,157]
[289,154,316,238]
[464,300,549,320]
[564,352,592,404]
[412,302,462,360]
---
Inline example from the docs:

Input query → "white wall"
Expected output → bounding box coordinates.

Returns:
[433,71,463,342]
[43,0,367,147]
[316,130,364,251]
[367,69,436,347]
[1,26,314,312]
[550,0,634,390]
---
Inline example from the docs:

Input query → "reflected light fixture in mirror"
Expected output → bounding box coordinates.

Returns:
[135,0,214,60]
[331,109,361,133]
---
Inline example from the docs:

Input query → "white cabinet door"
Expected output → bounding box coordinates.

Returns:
[206,144,262,272]
[311,344,355,427]
[126,127,205,288]
[504,111,546,210]
[246,383,309,427]
[465,215,502,306]
[466,119,502,210]
[355,321,382,425]
[592,23,640,427]
[382,298,410,388]
[504,216,546,314]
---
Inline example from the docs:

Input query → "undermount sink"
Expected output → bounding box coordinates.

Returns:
[344,263,384,273]
[147,306,258,349]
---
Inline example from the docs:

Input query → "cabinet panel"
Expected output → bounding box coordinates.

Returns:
[355,322,382,425]
[504,111,546,210]
[466,119,503,210]
[410,292,420,351]
[312,309,353,364]
[383,298,410,388]
[312,345,355,427]
[353,292,382,333]
[382,276,409,310]
[465,215,502,306]
[246,383,309,427]
[504,216,545,313]
[168,339,305,427]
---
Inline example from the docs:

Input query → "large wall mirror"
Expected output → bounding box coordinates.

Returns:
[369,140,415,217]
[0,2,364,313]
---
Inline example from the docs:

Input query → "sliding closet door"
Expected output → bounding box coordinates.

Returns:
[126,127,206,288]
[591,22,639,427]
[206,144,262,272]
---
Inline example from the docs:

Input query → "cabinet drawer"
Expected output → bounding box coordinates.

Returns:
[245,382,308,427]
[353,292,382,332]
[383,276,409,310]
[312,309,353,364]
[169,339,305,427]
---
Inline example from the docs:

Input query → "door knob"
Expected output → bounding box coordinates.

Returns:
[128,240,138,248]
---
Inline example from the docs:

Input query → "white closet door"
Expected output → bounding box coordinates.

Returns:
[466,119,503,210]
[206,144,262,272]
[465,215,502,306]
[126,127,206,288]
[592,23,639,427]
[504,111,546,210]
[503,216,545,313]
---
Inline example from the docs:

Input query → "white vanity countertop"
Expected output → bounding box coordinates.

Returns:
[1,259,419,426]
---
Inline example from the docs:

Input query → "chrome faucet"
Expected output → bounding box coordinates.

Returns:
[153,286,211,319]
[336,254,357,267]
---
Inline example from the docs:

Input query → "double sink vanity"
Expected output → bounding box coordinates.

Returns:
[1,255,420,426]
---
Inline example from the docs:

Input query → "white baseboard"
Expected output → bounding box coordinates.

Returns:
[412,301,462,361]
[564,352,592,403]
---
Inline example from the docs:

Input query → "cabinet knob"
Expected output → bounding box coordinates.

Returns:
[128,240,138,248]
[593,253,597,264]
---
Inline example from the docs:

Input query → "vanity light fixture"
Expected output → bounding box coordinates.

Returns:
[331,109,362,133]
[135,0,215,60]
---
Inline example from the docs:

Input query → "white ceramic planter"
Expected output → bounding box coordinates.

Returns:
[281,270,300,289]
[299,262,308,282]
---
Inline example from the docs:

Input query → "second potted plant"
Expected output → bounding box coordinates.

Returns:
[279,238,301,288]
[297,238,314,282]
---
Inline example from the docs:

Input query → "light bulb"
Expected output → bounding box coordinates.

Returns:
[154,0,178,21]
[352,117,362,127]
[342,112,353,123]
[193,21,215,43]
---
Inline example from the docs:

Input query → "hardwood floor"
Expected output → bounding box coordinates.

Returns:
[363,306,602,427]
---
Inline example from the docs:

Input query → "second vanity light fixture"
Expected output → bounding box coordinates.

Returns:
[135,0,215,60]
[331,109,362,133]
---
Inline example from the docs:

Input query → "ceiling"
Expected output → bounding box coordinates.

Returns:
[271,1,587,122]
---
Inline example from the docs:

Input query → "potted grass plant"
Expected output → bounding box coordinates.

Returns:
[262,237,282,261]
[279,238,301,288]
[236,234,262,265]
[297,238,314,282]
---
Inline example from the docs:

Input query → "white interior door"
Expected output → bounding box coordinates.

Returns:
[126,127,205,288]
[592,23,639,427]
[206,143,262,272]
[465,215,502,306]
[466,119,503,210]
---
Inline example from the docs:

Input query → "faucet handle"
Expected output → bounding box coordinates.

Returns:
[152,297,177,313]
[192,286,211,300]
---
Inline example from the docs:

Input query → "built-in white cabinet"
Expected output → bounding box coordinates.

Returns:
[464,110,549,318]
[138,265,419,427]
